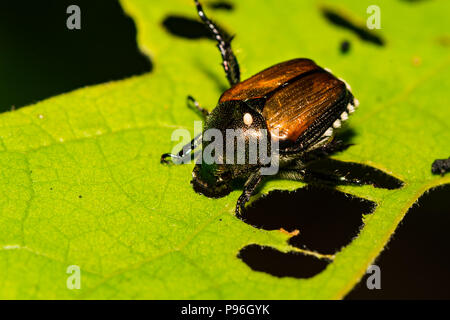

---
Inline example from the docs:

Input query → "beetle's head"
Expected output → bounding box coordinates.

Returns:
[191,162,233,198]
[191,100,270,198]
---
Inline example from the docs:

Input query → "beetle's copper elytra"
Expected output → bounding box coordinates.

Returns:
[160,0,359,217]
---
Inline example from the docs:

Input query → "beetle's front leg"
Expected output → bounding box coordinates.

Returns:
[161,96,207,164]
[236,171,262,217]
[194,0,240,86]
[187,95,209,119]
[160,133,202,164]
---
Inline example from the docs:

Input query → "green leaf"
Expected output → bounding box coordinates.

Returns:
[0,0,449,299]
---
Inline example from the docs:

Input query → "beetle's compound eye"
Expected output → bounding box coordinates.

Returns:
[243,113,253,126]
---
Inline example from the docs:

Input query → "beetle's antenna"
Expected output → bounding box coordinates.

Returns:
[161,133,203,164]
[194,0,240,86]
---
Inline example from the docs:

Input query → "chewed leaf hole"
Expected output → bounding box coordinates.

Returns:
[238,244,329,279]
[401,0,430,3]
[162,15,231,40]
[207,1,234,11]
[347,184,450,299]
[321,7,385,46]
[242,186,376,254]
[0,0,152,112]
[304,159,404,190]
[162,16,210,39]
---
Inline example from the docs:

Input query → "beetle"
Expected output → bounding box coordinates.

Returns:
[161,0,360,217]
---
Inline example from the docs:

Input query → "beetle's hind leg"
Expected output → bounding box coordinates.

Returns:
[187,95,209,119]
[279,161,364,187]
[160,133,202,164]
[194,0,241,86]
[303,139,353,162]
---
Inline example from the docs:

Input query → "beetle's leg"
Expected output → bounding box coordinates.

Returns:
[160,133,202,164]
[279,165,363,186]
[236,171,262,217]
[303,139,353,162]
[161,96,206,164]
[187,95,209,119]
[276,168,307,181]
[315,139,352,156]
[194,0,240,86]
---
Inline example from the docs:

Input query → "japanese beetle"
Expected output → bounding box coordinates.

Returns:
[161,0,359,216]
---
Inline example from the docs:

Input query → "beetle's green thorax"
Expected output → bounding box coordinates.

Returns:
[190,100,270,198]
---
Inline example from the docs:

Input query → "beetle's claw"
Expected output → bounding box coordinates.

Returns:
[160,153,173,164]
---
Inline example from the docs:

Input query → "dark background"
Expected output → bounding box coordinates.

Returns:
[0,0,151,112]
[2,0,449,299]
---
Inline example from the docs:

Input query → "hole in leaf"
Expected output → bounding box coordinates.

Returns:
[162,15,231,40]
[163,16,211,39]
[347,184,450,299]
[321,7,385,46]
[340,40,351,54]
[207,1,234,11]
[242,186,376,255]
[238,244,329,278]
[0,0,152,112]
[401,0,430,3]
